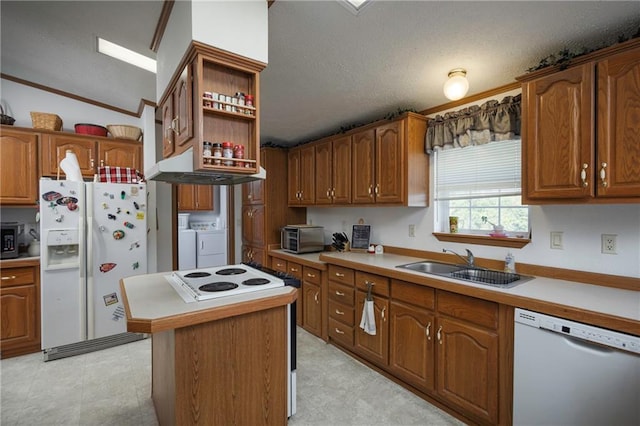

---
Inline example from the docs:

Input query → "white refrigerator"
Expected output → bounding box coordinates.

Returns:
[39,179,147,358]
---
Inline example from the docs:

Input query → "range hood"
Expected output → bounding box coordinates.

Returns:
[146,148,266,185]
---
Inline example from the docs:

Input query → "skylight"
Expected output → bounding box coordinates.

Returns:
[97,37,157,73]
[339,0,372,15]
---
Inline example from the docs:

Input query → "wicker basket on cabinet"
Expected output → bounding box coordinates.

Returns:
[30,112,63,131]
[107,124,142,141]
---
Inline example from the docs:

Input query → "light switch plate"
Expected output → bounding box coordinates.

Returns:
[550,232,563,250]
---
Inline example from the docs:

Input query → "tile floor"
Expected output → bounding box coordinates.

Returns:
[1,328,463,425]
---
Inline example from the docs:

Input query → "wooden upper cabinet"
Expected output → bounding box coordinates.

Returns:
[99,140,142,170]
[314,140,332,205]
[332,135,352,204]
[242,179,264,205]
[177,184,213,211]
[596,44,640,198]
[174,64,193,147]
[0,128,39,205]
[41,134,97,178]
[521,64,594,201]
[352,128,376,204]
[162,95,175,158]
[288,145,315,205]
[519,38,640,203]
[375,120,404,204]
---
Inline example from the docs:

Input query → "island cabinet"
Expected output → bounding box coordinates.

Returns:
[287,144,315,205]
[40,133,143,178]
[314,135,352,205]
[388,280,501,425]
[518,38,640,203]
[242,148,306,265]
[353,271,390,367]
[0,127,39,206]
[159,42,265,175]
[177,184,213,211]
[0,261,40,359]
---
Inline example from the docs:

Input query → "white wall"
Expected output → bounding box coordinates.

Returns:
[156,0,192,99]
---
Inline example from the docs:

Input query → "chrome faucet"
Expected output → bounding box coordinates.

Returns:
[443,248,475,268]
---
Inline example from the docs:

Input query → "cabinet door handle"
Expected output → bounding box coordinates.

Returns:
[335,272,345,277]
[331,188,335,198]
[326,189,330,198]
[334,328,345,335]
[171,117,180,135]
[200,240,204,250]
[1,275,17,280]
[314,291,319,303]
[335,290,345,296]
[100,159,104,167]
[381,306,386,321]
[247,194,252,200]
[375,184,380,194]
[335,309,344,315]
[437,325,443,344]
[90,158,95,168]
[425,321,432,340]
[580,163,589,187]
[600,162,608,187]
[368,185,373,197]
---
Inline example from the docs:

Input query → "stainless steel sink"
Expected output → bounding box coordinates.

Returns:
[397,261,532,288]
[397,261,463,275]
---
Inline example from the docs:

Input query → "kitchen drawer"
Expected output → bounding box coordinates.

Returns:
[391,279,435,310]
[328,281,355,306]
[302,266,321,285]
[437,290,498,330]
[328,265,354,286]
[287,262,303,279]
[328,300,355,326]
[272,259,288,273]
[355,271,389,297]
[329,317,354,347]
[0,267,36,288]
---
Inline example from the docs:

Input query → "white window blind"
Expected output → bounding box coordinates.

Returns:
[435,139,521,201]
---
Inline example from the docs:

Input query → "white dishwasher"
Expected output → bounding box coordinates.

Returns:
[513,308,640,426]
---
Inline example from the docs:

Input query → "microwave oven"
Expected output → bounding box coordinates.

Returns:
[281,225,324,254]
[1,222,21,259]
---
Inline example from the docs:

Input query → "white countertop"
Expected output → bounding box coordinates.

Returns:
[120,272,296,333]
[318,251,640,331]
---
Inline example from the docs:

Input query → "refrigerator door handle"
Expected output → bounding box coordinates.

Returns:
[84,185,94,340]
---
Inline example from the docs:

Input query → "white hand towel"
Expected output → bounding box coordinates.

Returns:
[359,299,376,335]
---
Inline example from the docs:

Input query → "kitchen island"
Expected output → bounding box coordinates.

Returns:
[120,272,297,426]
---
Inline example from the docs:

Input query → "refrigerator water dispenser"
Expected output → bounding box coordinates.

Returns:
[44,229,80,269]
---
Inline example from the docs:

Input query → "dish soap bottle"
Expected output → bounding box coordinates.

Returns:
[504,252,516,273]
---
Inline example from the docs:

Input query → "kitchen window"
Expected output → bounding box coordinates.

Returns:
[434,138,529,237]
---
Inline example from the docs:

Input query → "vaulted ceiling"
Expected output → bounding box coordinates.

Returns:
[2,1,639,146]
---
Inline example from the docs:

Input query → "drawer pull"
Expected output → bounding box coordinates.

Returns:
[426,321,432,340]
[334,328,345,335]
[276,263,284,267]
[335,272,345,277]
[437,325,443,344]
[290,267,299,272]
[307,273,316,278]
[335,309,344,315]
[1,275,17,280]
[335,291,345,296]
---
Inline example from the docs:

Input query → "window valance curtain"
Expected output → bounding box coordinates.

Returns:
[425,94,521,154]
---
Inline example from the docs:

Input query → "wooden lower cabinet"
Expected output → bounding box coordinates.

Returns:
[241,244,265,264]
[328,273,504,425]
[0,263,40,359]
[389,300,435,392]
[437,316,499,424]
[302,281,322,336]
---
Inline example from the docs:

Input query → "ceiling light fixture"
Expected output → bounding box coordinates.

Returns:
[97,37,157,73]
[443,68,469,101]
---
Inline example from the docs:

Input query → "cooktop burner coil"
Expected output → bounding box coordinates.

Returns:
[199,282,239,292]
[184,271,212,278]
[215,268,247,276]
[242,278,271,286]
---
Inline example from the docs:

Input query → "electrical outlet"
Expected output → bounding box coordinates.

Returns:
[408,224,416,237]
[601,234,617,254]
[550,232,563,250]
